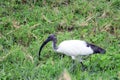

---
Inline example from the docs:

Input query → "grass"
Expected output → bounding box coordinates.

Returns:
[0,0,120,80]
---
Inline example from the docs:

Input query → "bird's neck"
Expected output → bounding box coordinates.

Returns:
[52,39,58,50]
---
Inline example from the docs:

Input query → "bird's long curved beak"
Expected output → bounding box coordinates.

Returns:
[38,38,51,60]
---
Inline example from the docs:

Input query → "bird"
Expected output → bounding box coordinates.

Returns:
[38,34,106,70]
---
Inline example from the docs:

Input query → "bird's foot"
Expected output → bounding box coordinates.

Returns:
[80,62,87,71]
[81,65,87,71]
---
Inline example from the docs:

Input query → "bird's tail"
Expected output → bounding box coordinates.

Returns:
[87,43,106,54]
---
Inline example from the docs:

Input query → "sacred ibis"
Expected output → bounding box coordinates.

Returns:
[38,34,106,70]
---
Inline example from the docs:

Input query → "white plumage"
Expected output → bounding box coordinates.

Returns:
[56,40,93,57]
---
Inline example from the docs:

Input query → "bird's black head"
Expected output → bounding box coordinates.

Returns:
[38,34,56,60]
[47,34,56,41]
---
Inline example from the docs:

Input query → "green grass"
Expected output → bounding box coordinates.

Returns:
[0,0,120,80]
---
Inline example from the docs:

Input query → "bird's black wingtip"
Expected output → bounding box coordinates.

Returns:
[86,43,106,54]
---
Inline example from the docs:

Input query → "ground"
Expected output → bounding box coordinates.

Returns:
[0,0,120,80]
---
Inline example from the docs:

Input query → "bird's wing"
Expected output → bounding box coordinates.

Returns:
[56,40,94,56]
[86,43,106,54]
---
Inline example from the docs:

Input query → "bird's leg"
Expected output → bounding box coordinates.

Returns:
[80,62,84,67]
[80,61,87,71]
[58,54,65,60]
[72,60,76,69]
[61,54,65,58]
[80,62,85,70]
[69,56,78,72]
[69,60,76,72]
[79,56,87,71]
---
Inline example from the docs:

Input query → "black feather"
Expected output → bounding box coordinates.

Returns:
[86,43,106,54]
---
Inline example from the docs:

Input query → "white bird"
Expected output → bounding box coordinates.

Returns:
[38,34,106,70]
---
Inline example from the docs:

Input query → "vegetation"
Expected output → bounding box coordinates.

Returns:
[0,0,120,80]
